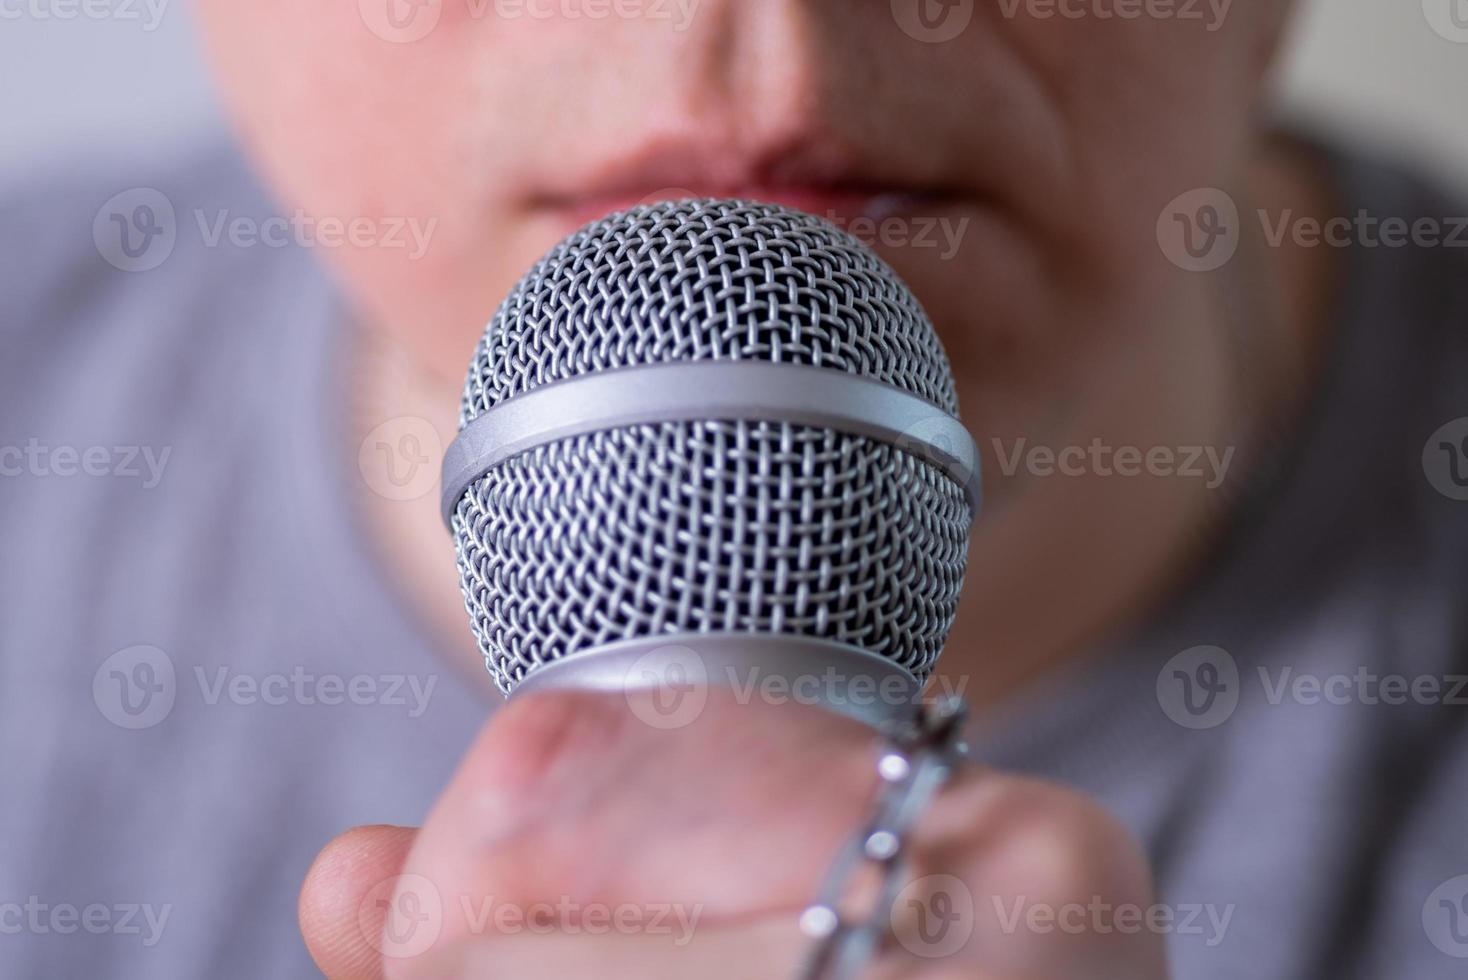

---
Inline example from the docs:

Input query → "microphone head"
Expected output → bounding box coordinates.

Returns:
[444,199,977,708]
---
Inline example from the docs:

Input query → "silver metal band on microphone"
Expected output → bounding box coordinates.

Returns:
[512,633,925,731]
[439,361,983,525]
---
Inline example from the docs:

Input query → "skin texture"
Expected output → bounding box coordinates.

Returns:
[191,0,1323,699]
[186,1,1332,974]
[301,691,1168,979]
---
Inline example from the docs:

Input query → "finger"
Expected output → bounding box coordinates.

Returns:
[900,775,1165,980]
[300,824,419,980]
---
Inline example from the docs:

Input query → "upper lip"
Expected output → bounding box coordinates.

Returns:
[531,130,957,211]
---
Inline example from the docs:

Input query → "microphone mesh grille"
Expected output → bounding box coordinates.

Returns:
[454,421,969,694]
[460,200,959,424]
[451,200,970,694]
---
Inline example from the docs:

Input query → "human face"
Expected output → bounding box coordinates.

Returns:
[195,0,1291,491]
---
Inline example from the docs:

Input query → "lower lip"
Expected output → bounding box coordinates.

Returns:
[547,188,927,233]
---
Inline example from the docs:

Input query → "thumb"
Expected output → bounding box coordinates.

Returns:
[300,824,420,980]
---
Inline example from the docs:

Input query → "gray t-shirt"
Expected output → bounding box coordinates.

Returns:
[2,139,1466,979]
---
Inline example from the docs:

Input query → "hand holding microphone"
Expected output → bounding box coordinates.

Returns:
[299,202,1165,979]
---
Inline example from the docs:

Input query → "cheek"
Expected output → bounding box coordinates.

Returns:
[1004,14,1269,261]
[193,0,535,380]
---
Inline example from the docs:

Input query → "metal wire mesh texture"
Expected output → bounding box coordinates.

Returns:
[459,199,959,423]
[453,420,969,693]
[450,200,971,694]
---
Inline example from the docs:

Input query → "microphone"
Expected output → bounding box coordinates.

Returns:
[439,200,980,727]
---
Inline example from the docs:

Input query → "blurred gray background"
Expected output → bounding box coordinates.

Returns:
[1,0,1466,190]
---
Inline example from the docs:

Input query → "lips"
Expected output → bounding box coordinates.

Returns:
[528,133,972,234]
